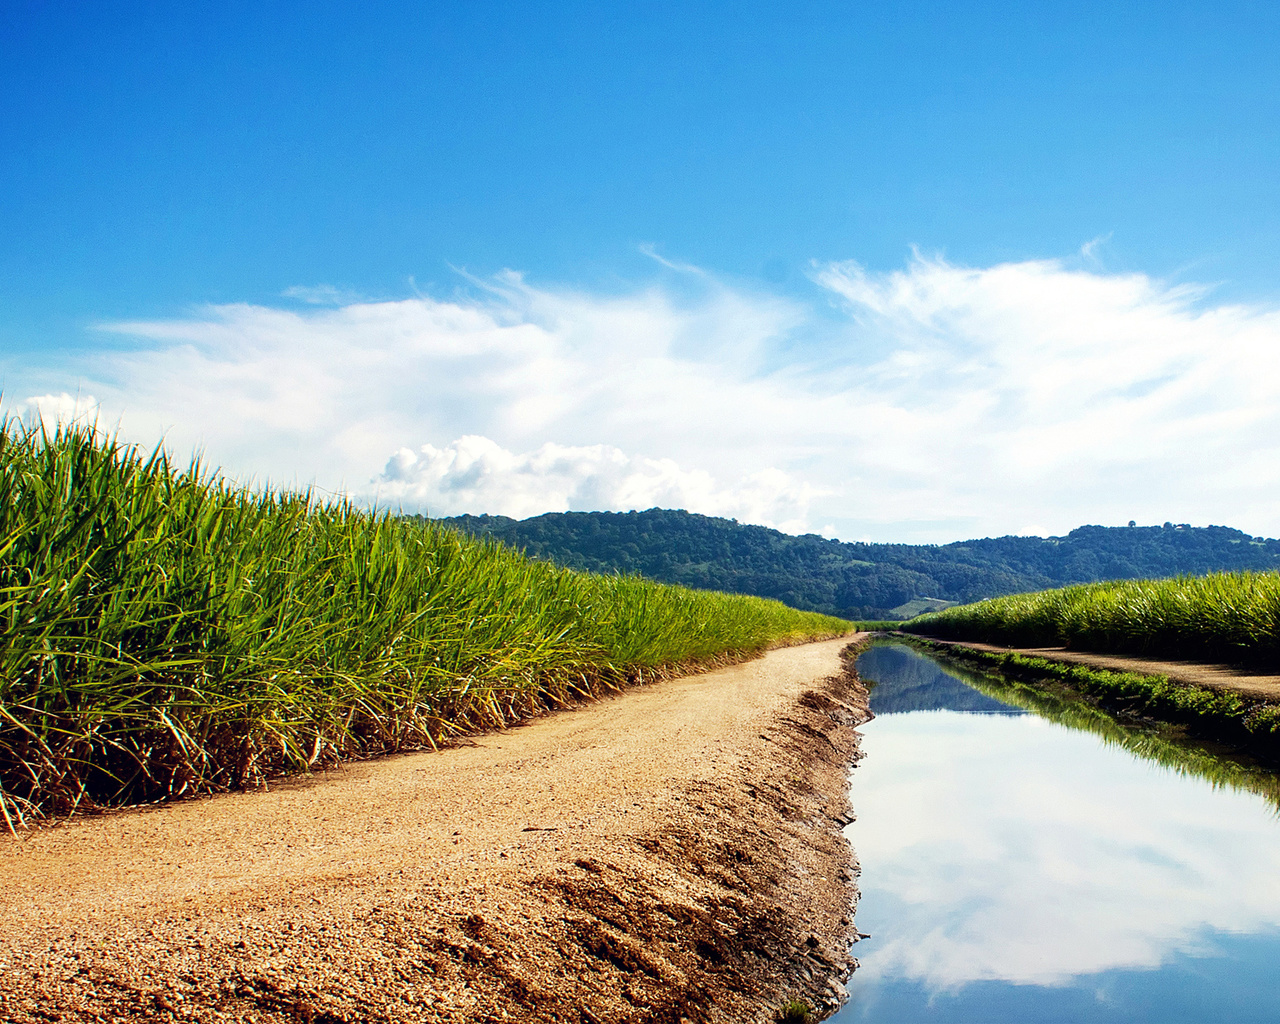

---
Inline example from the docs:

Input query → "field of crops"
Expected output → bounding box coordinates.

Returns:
[0,423,851,829]
[902,573,1280,665]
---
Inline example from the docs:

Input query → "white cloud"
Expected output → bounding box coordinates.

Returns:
[849,711,1280,991]
[375,435,820,531]
[14,392,101,429]
[9,253,1280,542]
[811,255,1280,537]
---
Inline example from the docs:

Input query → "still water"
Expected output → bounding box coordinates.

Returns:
[832,643,1280,1024]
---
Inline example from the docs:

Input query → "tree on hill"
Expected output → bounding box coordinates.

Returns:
[431,510,1280,620]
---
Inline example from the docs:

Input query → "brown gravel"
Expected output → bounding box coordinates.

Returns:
[0,636,871,1024]
[921,638,1280,699]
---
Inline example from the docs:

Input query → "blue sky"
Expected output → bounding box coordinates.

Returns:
[4,2,1280,542]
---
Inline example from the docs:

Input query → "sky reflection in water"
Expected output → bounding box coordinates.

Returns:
[834,644,1280,1023]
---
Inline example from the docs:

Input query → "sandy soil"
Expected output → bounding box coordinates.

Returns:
[922,638,1280,700]
[0,636,871,1024]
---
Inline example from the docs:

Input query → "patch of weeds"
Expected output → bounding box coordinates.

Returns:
[778,998,815,1023]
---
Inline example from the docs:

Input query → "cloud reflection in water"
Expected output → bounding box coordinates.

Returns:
[846,711,1280,994]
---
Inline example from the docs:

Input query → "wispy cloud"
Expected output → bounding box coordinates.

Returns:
[813,255,1280,537]
[281,284,368,306]
[1079,232,1113,262]
[9,254,1280,542]
[637,243,709,277]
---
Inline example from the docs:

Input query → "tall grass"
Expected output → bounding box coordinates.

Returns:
[0,422,850,829]
[902,573,1280,665]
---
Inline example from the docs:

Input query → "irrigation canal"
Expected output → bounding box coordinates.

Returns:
[833,642,1280,1023]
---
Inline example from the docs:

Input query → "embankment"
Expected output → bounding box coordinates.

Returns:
[0,636,871,1024]
[901,635,1280,758]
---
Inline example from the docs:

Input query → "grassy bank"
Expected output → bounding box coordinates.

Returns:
[0,423,851,829]
[901,636,1280,757]
[902,573,1280,666]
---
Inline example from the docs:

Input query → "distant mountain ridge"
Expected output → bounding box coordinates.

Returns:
[434,509,1280,620]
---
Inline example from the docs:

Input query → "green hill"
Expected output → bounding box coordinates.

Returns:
[436,509,1280,620]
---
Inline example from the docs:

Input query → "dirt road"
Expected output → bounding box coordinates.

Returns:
[0,636,870,1024]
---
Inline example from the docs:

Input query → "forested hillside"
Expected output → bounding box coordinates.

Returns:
[437,510,1280,620]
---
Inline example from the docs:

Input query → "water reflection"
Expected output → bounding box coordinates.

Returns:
[836,643,1280,1023]
[857,644,1025,716]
